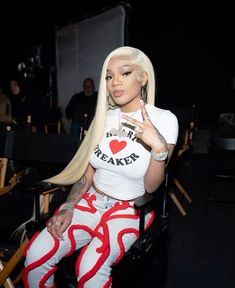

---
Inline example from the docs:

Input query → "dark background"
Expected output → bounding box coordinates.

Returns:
[0,1,234,127]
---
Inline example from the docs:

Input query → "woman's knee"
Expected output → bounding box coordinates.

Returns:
[25,235,66,267]
[77,256,111,287]
[25,244,42,265]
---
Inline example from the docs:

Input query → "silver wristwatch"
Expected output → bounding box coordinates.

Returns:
[151,150,168,161]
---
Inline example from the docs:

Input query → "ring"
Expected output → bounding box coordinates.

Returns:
[134,126,140,133]
[48,222,52,227]
[55,221,61,226]
[134,126,142,134]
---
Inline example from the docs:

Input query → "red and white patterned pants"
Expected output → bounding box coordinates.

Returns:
[23,188,154,288]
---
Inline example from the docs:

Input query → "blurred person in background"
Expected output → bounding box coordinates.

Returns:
[66,78,98,135]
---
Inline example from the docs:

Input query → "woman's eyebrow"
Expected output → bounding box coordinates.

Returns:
[106,64,132,72]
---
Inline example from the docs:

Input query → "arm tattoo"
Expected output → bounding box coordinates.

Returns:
[65,176,87,204]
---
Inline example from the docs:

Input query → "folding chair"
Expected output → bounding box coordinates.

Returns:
[0,130,170,288]
[167,105,195,216]
[43,107,63,134]
[0,131,80,287]
[52,174,170,288]
[206,136,235,209]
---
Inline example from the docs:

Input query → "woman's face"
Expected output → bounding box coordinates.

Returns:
[106,56,145,112]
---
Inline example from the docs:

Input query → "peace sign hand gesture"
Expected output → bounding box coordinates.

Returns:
[121,100,168,153]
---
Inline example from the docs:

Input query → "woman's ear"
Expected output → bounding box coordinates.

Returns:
[141,72,148,86]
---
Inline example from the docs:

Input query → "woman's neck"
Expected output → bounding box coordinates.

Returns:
[120,99,142,113]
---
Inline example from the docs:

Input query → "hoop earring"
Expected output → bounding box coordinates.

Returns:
[107,94,117,109]
[141,85,147,103]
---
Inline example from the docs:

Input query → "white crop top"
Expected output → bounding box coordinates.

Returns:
[90,104,178,200]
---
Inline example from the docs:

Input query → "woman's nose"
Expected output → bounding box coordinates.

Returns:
[112,75,122,86]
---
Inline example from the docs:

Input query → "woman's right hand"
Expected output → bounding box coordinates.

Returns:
[47,209,73,240]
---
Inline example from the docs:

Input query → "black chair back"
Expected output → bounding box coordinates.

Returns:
[208,137,235,152]
[206,137,235,207]
[3,130,82,186]
[207,137,235,173]
[4,131,81,164]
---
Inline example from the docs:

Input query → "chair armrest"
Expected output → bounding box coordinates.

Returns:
[0,167,30,197]
[132,192,158,257]
[134,192,155,210]
[27,182,67,222]
[130,188,169,259]
[25,182,69,238]
[28,181,57,191]
[134,188,167,211]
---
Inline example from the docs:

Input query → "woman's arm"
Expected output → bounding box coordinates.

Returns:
[144,143,175,193]
[122,100,177,193]
[63,164,95,208]
[47,164,95,239]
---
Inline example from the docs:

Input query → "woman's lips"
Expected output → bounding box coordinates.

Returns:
[112,90,124,98]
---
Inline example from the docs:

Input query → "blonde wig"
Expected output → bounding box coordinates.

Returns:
[46,46,156,185]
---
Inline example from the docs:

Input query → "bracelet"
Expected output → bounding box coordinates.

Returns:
[58,203,74,213]
[151,150,168,161]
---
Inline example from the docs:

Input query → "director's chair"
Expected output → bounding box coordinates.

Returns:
[0,131,80,287]
[167,105,196,216]
[0,130,170,288]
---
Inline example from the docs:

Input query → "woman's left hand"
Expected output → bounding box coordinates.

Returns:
[121,100,167,151]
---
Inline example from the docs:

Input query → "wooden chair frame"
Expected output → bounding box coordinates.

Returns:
[168,107,195,216]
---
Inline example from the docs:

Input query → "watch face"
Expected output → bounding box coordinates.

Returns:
[158,152,168,161]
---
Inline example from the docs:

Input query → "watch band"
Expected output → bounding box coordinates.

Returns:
[151,150,168,161]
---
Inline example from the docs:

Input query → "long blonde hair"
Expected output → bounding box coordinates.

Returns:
[46,46,156,185]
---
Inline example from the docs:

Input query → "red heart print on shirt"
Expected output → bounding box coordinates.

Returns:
[109,140,127,154]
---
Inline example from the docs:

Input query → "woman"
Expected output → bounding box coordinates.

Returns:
[23,46,178,288]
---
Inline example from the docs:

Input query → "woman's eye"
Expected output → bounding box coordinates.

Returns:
[123,71,131,76]
[105,75,112,81]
